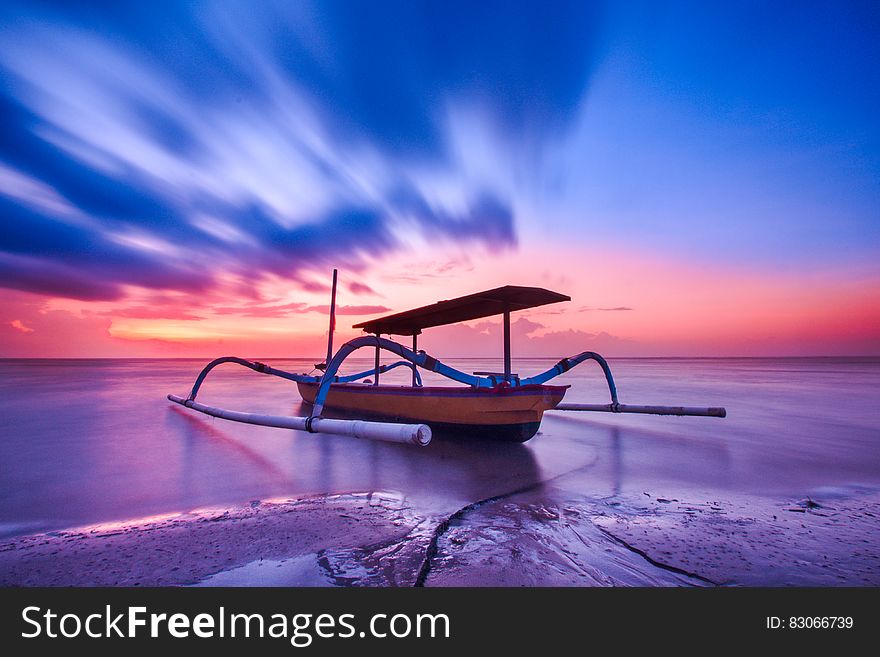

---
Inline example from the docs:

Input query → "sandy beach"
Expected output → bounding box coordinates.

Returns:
[2,485,877,587]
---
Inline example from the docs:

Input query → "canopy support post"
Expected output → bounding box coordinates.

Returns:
[374,334,380,386]
[503,308,511,382]
[412,333,418,387]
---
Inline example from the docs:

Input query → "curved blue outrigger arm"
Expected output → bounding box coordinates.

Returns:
[308,339,620,418]
[337,360,423,387]
[186,356,313,401]
[519,352,619,405]
[184,354,422,402]
[181,341,622,426]
[308,335,494,417]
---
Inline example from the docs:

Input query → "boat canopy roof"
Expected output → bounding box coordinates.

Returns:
[352,285,570,336]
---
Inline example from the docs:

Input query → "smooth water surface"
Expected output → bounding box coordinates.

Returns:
[1,357,878,537]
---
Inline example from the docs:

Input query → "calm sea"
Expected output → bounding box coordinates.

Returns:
[1,357,878,538]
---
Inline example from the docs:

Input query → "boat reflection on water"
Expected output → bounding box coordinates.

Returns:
[167,399,544,516]
[167,394,733,520]
[541,413,733,500]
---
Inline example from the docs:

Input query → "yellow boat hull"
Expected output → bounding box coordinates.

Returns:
[297,382,568,442]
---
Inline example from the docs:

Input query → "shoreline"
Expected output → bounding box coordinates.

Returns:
[2,487,877,587]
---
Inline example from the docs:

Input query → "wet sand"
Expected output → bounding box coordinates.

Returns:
[422,488,880,586]
[2,487,877,587]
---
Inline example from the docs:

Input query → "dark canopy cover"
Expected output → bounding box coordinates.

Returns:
[353,285,570,336]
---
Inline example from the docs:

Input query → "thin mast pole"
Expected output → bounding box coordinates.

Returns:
[325,269,338,367]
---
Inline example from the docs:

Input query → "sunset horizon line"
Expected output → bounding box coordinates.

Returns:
[3,353,878,361]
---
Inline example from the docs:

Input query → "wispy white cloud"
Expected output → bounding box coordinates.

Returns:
[0,1,597,301]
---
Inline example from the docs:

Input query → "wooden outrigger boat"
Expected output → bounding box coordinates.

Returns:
[169,271,726,446]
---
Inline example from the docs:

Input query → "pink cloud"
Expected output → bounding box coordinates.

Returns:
[9,319,34,334]
[578,306,633,312]
[347,281,379,296]
[210,302,308,318]
[304,304,391,316]
[417,318,638,358]
[1,300,122,357]
[99,306,206,321]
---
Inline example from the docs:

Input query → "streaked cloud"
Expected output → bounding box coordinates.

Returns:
[579,306,634,312]
[303,305,391,316]
[347,281,380,296]
[0,0,599,302]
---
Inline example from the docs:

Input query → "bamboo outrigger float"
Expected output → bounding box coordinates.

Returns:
[168,271,726,446]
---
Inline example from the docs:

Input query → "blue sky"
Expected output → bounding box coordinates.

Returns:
[529,1,880,270]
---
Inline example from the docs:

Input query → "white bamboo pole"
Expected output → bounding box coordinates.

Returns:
[167,395,432,446]
[552,403,726,418]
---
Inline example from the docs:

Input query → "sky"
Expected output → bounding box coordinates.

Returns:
[0,0,878,358]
